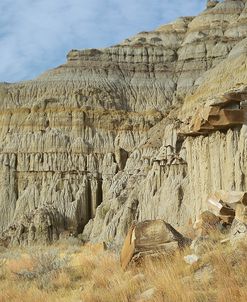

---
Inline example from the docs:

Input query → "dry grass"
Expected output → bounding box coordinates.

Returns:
[1,235,247,302]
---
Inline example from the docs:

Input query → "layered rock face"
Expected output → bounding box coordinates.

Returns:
[1,0,247,246]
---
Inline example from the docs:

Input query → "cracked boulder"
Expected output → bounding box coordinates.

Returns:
[120,220,191,269]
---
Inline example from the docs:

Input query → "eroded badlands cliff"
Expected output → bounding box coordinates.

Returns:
[1,0,247,247]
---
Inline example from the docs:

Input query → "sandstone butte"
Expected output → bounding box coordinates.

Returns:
[1,0,247,249]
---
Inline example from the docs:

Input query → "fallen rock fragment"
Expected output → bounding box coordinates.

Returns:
[207,190,247,225]
[192,191,247,249]
[120,220,191,269]
[184,254,200,265]
[208,192,235,222]
[230,219,247,244]
[208,191,247,211]
[193,211,222,236]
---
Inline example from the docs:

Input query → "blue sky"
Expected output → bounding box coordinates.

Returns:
[0,0,205,83]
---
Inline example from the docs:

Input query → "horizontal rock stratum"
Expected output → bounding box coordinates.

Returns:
[1,0,247,246]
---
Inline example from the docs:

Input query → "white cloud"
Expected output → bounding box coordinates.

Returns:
[0,0,205,82]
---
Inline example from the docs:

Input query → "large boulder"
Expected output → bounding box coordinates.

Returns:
[120,220,191,269]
